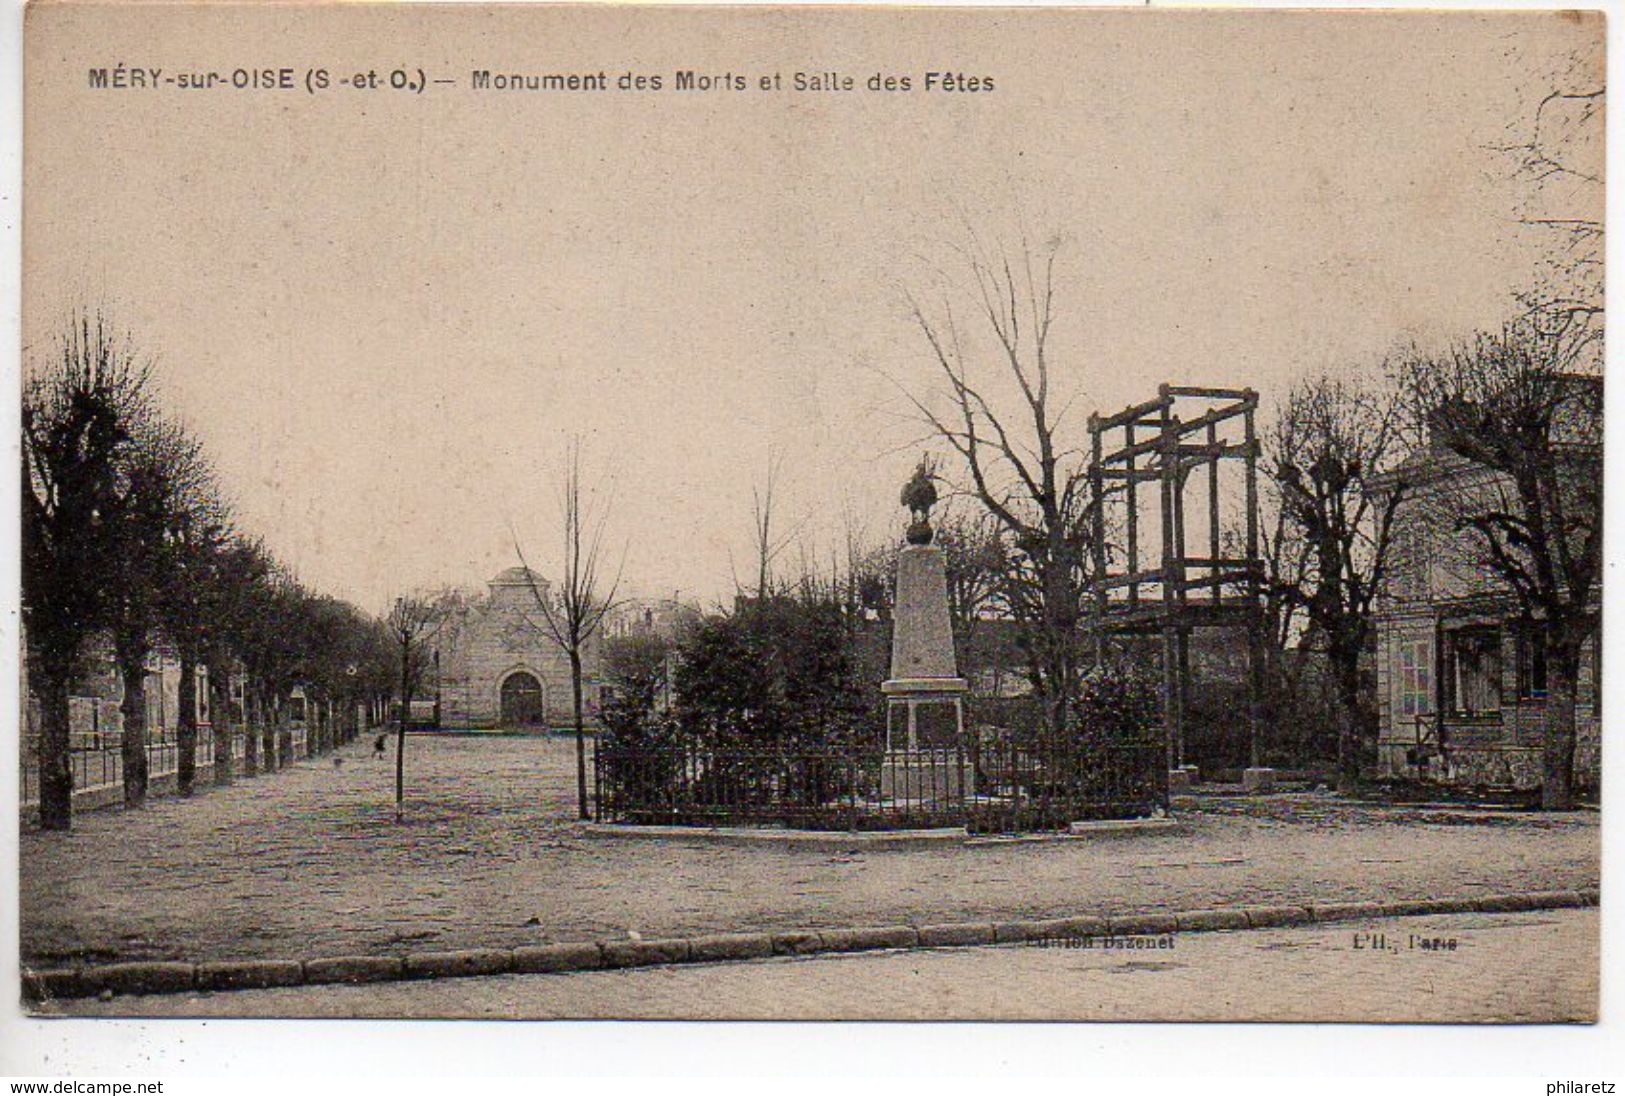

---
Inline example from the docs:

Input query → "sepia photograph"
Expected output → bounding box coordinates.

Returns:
[10,0,1608,1046]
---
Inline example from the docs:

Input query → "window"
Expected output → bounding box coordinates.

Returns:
[1445,628,1501,716]
[1395,638,1433,718]
[1516,628,1548,700]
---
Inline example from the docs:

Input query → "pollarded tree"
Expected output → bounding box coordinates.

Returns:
[1269,375,1410,792]
[212,535,278,775]
[296,595,383,752]
[152,467,233,796]
[234,557,313,773]
[108,415,213,805]
[199,535,271,781]
[21,310,153,829]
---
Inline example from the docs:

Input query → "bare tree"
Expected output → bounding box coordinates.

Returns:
[1269,375,1410,792]
[938,508,1008,645]
[1493,68,1604,352]
[1238,475,1320,765]
[743,451,805,600]
[514,439,624,820]
[21,310,153,830]
[386,591,452,822]
[901,233,1093,743]
[1403,323,1601,809]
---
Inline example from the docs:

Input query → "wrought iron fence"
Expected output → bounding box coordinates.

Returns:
[22,728,259,806]
[968,734,1167,831]
[594,736,1166,833]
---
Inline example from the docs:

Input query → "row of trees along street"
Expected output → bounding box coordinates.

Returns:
[22,310,402,831]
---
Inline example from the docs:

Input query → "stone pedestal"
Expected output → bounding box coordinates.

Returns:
[881,543,970,803]
[1167,769,1192,794]
[1242,766,1277,794]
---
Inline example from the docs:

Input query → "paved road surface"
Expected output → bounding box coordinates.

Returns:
[43,910,1597,1022]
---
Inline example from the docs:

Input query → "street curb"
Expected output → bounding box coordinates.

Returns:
[582,820,1182,848]
[578,824,971,849]
[21,887,1598,1005]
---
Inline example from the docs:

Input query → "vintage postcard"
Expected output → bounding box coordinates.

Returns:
[16,2,1603,1028]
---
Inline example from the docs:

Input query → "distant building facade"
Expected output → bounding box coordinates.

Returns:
[434,567,604,729]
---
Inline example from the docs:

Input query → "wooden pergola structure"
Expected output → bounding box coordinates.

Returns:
[1086,385,1267,773]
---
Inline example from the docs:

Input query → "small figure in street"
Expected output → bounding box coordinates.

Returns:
[333,755,344,770]
[373,733,388,759]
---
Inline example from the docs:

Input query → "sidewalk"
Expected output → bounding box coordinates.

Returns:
[21,735,1600,968]
[35,909,1599,1022]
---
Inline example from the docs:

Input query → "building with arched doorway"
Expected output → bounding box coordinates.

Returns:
[434,567,605,730]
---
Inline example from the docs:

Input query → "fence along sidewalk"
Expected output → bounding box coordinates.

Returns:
[21,708,313,809]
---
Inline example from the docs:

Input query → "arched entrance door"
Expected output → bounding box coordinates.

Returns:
[499,671,546,727]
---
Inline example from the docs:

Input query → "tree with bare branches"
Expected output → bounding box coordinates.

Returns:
[1493,74,1603,353]
[386,591,453,822]
[1238,470,1322,765]
[1269,375,1411,792]
[1402,323,1601,810]
[742,451,806,601]
[22,310,153,830]
[514,439,623,820]
[901,234,1093,743]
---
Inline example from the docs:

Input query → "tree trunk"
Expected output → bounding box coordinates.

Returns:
[176,653,198,796]
[210,669,233,786]
[36,662,74,831]
[397,641,411,823]
[117,654,150,807]
[1331,644,1363,795]
[571,648,589,820]
[243,688,260,776]
[261,691,278,773]
[1541,647,1581,811]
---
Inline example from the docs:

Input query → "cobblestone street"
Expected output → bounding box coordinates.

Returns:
[42,910,1597,1021]
[22,736,1600,968]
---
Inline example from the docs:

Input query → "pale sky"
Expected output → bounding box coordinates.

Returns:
[23,5,1602,612]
